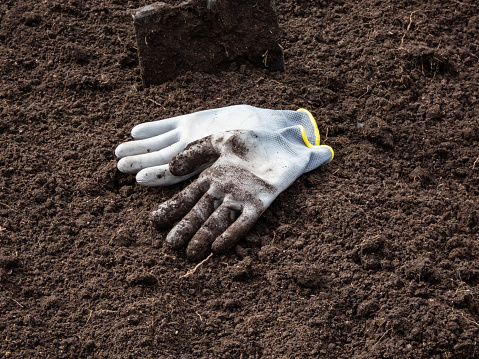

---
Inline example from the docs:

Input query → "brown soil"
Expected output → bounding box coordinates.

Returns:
[1,0,479,358]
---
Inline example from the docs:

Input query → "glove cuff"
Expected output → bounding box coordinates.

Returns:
[296,109,334,161]
[297,108,320,146]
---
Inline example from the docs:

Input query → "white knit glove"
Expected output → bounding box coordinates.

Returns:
[151,126,334,261]
[115,105,320,186]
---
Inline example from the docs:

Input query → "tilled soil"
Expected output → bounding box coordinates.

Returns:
[1,0,479,358]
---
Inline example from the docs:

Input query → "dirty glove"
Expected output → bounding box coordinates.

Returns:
[115,105,320,186]
[151,125,334,261]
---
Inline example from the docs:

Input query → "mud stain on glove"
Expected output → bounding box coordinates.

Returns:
[227,135,250,160]
[169,137,219,175]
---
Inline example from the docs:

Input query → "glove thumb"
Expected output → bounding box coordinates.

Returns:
[169,133,226,176]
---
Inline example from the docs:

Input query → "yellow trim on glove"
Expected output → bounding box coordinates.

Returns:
[297,109,334,161]
[297,108,320,146]
[322,144,335,161]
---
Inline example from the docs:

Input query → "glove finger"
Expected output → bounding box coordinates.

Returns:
[117,142,185,174]
[165,191,219,249]
[136,165,199,187]
[150,180,208,229]
[130,118,177,140]
[115,129,180,159]
[186,204,239,261]
[211,206,260,254]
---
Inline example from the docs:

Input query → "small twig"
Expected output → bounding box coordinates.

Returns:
[400,10,419,48]
[148,98,165,109]
[11,298,24,308]
[399,10,431,49]
[262,50,269,66]
[460,312,479,327]
[374,328,392,346]
[358,85,370,99]
[85,310,93,325]
[324,127,329,142]
[472,156,479,169]
[180,253,213,278]
[116,35,125,46]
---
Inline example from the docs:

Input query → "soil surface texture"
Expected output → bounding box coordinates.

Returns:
[1,0,479,358]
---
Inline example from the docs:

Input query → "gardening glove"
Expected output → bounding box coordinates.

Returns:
[151,125,334,261]
[115,105,320,186]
